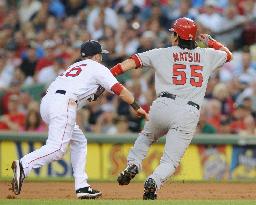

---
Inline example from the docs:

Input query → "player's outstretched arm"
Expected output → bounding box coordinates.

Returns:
[198,34,233,62]
[111,82,149,121]
[111,54,142,76]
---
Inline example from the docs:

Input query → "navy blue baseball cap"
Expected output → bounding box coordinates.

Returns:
[80,40,109,57]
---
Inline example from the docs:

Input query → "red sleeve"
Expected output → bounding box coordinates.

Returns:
[130,54,142,68]
[111,83,124,96]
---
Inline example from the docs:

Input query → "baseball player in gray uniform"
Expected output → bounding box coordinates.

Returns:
[11,40,148,199]
[110,17,232,200]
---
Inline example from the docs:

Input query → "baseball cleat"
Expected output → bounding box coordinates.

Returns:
[11,160,25,195]
[76,186,102,199]
[117,164,138,185]
[143,178,157,200]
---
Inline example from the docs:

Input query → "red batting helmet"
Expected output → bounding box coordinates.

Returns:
[169,17,197,41]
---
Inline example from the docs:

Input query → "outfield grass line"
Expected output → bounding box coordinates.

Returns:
[0,200,256,205]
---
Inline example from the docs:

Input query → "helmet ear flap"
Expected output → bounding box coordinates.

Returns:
[173,32,179,41]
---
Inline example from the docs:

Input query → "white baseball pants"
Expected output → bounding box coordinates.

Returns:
[127,97,200,188]
[20,92,89,190]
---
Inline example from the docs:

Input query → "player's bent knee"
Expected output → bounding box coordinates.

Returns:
[139,132,156,144]
[53,143,69,160]
[54,149,66,160]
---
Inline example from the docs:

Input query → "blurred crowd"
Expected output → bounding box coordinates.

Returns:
[0,0,256,135]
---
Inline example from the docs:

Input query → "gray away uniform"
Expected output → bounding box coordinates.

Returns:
[127,46,227,188]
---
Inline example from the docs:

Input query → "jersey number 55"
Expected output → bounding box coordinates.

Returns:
[172,64,203,87]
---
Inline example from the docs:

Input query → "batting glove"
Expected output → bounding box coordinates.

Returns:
[198,34,223,50]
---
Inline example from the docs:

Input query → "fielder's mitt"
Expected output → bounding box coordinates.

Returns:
[92,85,105,101]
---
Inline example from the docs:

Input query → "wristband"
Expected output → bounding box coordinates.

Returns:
[111,83,124,95]
[208,37,232,62]
[208,39,223,50]
[130,54,142,69]
[130,100,140,111]
[111,64,124,76]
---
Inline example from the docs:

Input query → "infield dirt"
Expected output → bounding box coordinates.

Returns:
[0,181,256,200]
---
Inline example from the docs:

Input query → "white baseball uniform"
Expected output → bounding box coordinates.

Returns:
[20,59,118,190]
[127,46,227,188]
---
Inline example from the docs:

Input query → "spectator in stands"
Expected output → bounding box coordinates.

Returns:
[86,102,103,131]
[139,0,170,29]
[229,104,252,134]
[103,37,126,67]
[241,113,255,135]
[93,104,117,134]
[49,0,65,19]
[18,0,42,24]
[117,0,141,21]
[136,31,156,53]
[115,116,130,134]
[127,107,143,132]
[206,99,222,132]
[87,0,118,40]
[0,49,15,90]
[169,0,198,22]
[215,4,247,49]
[76,108,90,133]
[20,43,38,81]
[62,0,86,16]
[0,94,25,131]
[23,110,46,132]
[237,80,256,112]
[30,0,51,32]
[1,81,22,114]
[0,0,7,27]
[242,97,253,112]
[37,57,65,85]
[197,106,217,134]
[234,48,256,85]
[196,0,223,33]
[219,118,232,134]
[205,74,220,99]
[145,18,168,47]
[35,40,56,81]
[212,83,235,116]
[126,69,149,93]
[116,24,140,56]
[128,80,147,109]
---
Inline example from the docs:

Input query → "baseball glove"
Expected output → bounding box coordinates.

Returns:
[91,85,105,101]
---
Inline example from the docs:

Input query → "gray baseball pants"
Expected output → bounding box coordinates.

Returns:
[127,96,200,188]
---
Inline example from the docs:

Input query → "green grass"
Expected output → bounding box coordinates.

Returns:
[0,200,255,205]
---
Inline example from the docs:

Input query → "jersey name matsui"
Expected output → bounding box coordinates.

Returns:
[173,51,200,63]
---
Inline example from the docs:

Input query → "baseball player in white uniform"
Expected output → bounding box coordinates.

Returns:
[110,17,232,200]
[11,40,148,199]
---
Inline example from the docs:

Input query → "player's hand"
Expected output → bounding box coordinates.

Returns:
[198,34,212,47]
[198,34,217,48]
[198,34,224,50]
[135,107,149,121]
